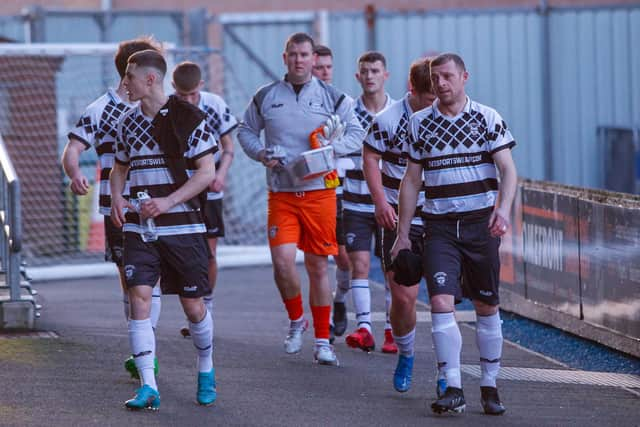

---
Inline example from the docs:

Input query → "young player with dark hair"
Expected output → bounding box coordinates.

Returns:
[172,61,238,337]
[61,36,162,379]
[362,57,438,393]
[311,44,353,341]
[342,51,396,354]
[111,49,218,410]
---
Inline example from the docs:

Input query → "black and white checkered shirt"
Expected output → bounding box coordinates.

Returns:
[68,88,133,216]
[407,97,515,217]
[343,94,394,214]
[363,93,423,224]
[197,91,237,201]
[115,105,217,236]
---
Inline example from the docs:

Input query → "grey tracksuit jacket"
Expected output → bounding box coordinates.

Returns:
[238,76,366,192]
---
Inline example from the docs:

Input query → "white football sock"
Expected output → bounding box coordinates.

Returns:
[350,279,371,332]
[203,293,214,313]
[122,292,130,321]
[129,318,157,390]
[315,338,330,348]
[384,278,392,330]
[476,312,503,387]
[150,286,161,329]
[431,312,462,389]
[334,268,351,303]
[393,328,416,356]
[189,310,214,373]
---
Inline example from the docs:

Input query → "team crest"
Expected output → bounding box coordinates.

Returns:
[124,264,136,280]
[112,247,123,261]
[468,121,481,138]
[269,226,278,239]
[434,271,447,287]
[346,233,356,246]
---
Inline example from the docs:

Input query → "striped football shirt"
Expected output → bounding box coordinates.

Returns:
[342,94,394,213]
[68,88,133,216]
[407,97,515,218]
[363,93,423,225]
[115,105,218,236]
[198,91,238,201]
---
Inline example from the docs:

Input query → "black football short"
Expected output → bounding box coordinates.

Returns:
[203,198,225,238]
[104,216,124,267]
[343,209,382,258]
[422,213,501,306]
[381,223,424,273]
[336,195,345,246]
[123,232,211,298]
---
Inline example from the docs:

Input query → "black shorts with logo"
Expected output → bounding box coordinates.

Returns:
[343,209,382,258]
[381,223,424,273]
[422,211,501,305]
[203,198,225,238]
[123,232,211,298]
[336,195,345,246]
[104,216,124,267]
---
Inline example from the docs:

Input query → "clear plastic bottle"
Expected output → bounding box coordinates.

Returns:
[136,190,158,242]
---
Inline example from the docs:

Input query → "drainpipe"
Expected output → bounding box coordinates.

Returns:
[365,4,376,52]
[539,0,553,181]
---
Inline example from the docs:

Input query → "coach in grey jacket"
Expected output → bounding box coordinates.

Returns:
[238,32,365,367]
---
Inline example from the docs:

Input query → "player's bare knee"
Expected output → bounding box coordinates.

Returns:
[272,257,295,276]
[182,297,206,323]
[273,264,298,286]
[304,257,327,273]
[430,294,455,313]
[334,249,351,271]
[349,257,369,278]
[393,291,416,310]
[473,300,499,316]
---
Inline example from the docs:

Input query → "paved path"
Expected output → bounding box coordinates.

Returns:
[0,266,638,426]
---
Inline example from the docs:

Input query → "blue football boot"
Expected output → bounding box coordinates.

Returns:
[436,377,448,399]
[197,368,217,406]
[393,354,414,393]
[125,385,160,411]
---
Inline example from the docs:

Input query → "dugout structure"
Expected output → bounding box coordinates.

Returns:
[0,43,269,267]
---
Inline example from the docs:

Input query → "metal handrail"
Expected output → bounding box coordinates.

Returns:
[0,132,22,303]
[0,133,21,252]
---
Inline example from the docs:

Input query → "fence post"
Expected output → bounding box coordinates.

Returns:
[23,5,45,43]
[365,4,376,52]
[539,0,554,181]
[188,8,209,47]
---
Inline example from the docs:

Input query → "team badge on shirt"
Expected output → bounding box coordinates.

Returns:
[468,121,481,138]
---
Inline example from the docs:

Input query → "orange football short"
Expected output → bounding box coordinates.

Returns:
[267,189,337,256]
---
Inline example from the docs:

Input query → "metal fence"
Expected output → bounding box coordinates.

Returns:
[0,5,639,268]
[0,44,271,266]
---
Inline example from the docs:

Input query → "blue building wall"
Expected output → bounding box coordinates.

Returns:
[329,6,640,189]
[2,6,638,190]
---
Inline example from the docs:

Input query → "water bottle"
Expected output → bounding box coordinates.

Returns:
[137,190,158,242]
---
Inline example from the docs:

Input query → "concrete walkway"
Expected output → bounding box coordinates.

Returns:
[0,265,638,426]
